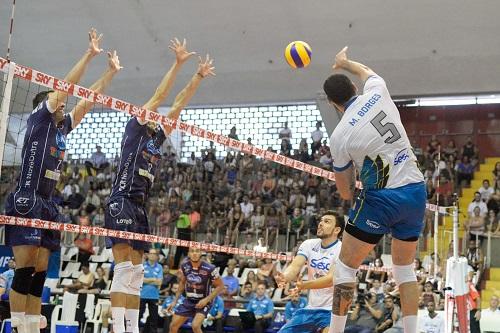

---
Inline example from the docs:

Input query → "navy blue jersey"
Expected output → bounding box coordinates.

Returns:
[180,259,220,300]
[109,118,165,204]
[14,100,72,199]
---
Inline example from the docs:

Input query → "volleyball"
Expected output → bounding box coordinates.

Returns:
[284,41,312,69]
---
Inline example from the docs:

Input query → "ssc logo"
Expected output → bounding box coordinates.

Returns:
[146,139,160,155]
[310,257,330,271]
[186,274,202,284]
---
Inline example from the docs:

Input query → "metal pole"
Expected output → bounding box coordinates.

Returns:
[434,147,441,279]
[487,231,492,268]
[0,62,15,177]
[453,197,459,259]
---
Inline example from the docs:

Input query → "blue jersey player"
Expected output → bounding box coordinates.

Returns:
[322,47,426,333]
[105,39,215,333]
[167,247,224,333]
[4,29,122,333]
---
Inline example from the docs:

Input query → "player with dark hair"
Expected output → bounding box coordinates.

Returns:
[4,29,122,332]
[105,38,215,333]
[167,247,224,333]
[323,47,426,333]
[275,210,344,333]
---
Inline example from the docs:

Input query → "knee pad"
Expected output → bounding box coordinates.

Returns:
[333,259,358,286]
[110,261,133,294]
[29,271,47,297]
[392,264,417,286]
[129,264,144,296]
[12,267,35,295]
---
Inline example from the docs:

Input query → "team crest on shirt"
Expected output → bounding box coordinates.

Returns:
[142,140,160,164]
[50,131,66,159]
[186,274,202,284]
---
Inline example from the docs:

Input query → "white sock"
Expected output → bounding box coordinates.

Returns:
[403,315,418,333]
[111,307,126,333]
[101,328,109,333]
[25,315,40,332]
[329,314,348,333]
[125,309,140,333]
[11,312,26,333]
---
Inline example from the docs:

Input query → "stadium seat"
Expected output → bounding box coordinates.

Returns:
[51,292,79,333]
[60,262,80,278]
[271,288,283,301]
[82,299,111,333]
[62,247,79,262]
[60,278,74,286]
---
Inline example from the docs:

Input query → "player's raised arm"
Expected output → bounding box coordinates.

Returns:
[70,50,122,128]
[332,46,377,83]
[275,254,307,287]
[162,54,215,136]
[142,38,196,113]
[48,28,103,112]
[296,267,334,291]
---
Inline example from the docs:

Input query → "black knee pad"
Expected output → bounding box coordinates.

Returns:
[29,271,47,297]
[11,267,35,295]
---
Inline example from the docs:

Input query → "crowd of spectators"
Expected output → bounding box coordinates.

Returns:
[1,123,500,332]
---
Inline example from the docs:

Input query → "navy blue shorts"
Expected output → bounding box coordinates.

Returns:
[348,182,426,241]
[4,191,61,251]
[174,298,211,318]
[105,197,150,251]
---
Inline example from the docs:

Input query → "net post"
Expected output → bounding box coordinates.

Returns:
[0,62,15,176]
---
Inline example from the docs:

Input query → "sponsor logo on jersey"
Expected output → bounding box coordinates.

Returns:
[310,257,331,271]
[116,219,133,225]
[394,148,410,166]
[15,197,30,206]
[56,131,66,150]
[366,219,381,229]
[49,147,65,159]
[186,273,203,284]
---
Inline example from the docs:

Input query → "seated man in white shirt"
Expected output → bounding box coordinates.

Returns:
[468,192,488,217]
[419,301,444,333]
[480,295,500,333]
[478,180,495,203]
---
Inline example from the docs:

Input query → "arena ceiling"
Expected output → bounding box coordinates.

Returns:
[1,0,500,106]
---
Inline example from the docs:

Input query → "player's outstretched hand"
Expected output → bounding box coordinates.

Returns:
[88,28,103,56]
[195,297,210,309]
[197,54,216,78]
[332,46,349,70]
[166,301,176,314]
[107,50,123,72]
[274,272,287,289]
[170,38,196,65]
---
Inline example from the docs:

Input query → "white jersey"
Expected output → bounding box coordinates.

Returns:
[297,238,341,310]
[329,75,423,190]
[419,312,444,333]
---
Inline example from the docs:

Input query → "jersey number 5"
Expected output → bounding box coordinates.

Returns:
[370,111,401,144]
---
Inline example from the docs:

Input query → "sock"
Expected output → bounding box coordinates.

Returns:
[403,315,418,333]
[25,315,40,332]
[328,314,348,333]
[111,307,126,333]
[101,328,109,333]
[125,309,140,333]
[11,312,26,333]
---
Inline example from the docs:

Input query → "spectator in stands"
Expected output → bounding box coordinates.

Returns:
[228,203,245,243]
[443,139,458,160]
[92,206,105,227]
[222,264,240,297]
[272,253,289,276]
[488,190,500,215]
[139,249,162,333]
[85,145,110,175]
[86,266,108,293]
[250,206,265,236]
[487,210,500,236]
[257,258,275,287]
[468,192,488,217]
[204,295,225,333]
[466,239,484,272]
[310,121,324,154]
[418,281,440,309]
[240,195,254,220]
[479,179,495,202]
[456,155,475,187]
[264,207,282,249]
[418,301,444,333]
[480,295,500,330]
[461,136,479,165]
[74,233,95,266]
[239,282,255,300]
[64,264,95,293]
[289,207,305,240]
[346,292,383,333]
[246,270,259,291]
[319,151,333,168]
[0,259,15,320]
[279,122,292,147]
[375,295,399,333]
[426,135,441,160]
[238,282,274,333]
[465,207,486,239]
[369,280,385,304]
[365,258,387,284]
[297,138,310,162]
[284,292,307,323]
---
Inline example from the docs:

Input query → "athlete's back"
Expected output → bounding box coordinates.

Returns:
[330,75,423,190]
